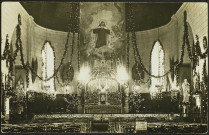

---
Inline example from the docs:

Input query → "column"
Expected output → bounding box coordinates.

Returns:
[5,97,10,122]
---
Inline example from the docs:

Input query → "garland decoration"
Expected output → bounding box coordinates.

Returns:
[202,59,208,85]
[31,58,38,83]
[77,32,80,71]
[132,64,144,80]
[1,15,21,62]
[184,11,193,60]
[2,15,21,61]
[60,62,74,83]
[1,15,22,67]
[201,59,208,122]
[26,61,30,88]
[192,39,199,70]
[74,2,80,71]
[16,3,80,82]
[12,3,79,82]
[126,32,130,70]
[56,3,80,86]
[126,3,150,84]
[58,3,80,87]
[128,3,174,79]
[195,35,208,59]
[127,3,196,79]
[132,31,174,78]
[18,27,70,81]
[56,75,66,87]
[70,32,75,62]
[0,16,23,99]
[1,35,11,65]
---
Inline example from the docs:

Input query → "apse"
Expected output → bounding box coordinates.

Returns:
[1,2,208,134]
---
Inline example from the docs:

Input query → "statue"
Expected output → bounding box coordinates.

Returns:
[193,71,200,91]
[182,79,190,102]
[16,78,24,98]
[16,78,25,114]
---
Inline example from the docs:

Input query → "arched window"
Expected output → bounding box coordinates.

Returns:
[42,41,55,93]
[151,41,164,92]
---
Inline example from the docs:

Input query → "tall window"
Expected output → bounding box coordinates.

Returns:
[151,41,164,92]
[42,41,55,93]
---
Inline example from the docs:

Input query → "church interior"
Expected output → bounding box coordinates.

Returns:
[1,2,208,133]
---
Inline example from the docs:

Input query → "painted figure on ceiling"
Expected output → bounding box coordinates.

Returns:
[91,21,111,59]
[80,3,126,61]
[93,21,110,48]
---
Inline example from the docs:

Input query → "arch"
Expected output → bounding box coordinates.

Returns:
[41,40,55,93]
[150,40,165,92]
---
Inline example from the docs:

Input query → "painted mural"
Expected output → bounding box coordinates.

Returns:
[80,3,126,62]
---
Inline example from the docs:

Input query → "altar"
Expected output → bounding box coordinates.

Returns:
[80,59,125,114]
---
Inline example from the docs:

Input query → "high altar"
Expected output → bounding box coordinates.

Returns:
[79,59,127,113]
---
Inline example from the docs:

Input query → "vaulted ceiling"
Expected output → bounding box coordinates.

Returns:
[20,2,182,32]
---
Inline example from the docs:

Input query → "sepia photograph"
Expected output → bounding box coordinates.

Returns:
[1,1,208,134]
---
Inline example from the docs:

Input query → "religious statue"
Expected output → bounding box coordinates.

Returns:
[31,58,38,83]
[16,78,24,98]
[182,79,190,102]
[16,78,25,114]
[193,71,200,91]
